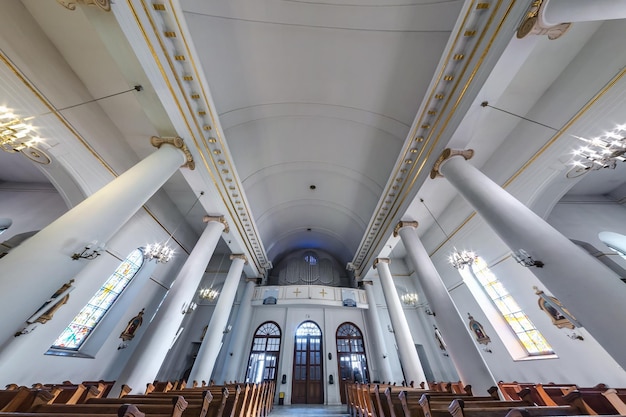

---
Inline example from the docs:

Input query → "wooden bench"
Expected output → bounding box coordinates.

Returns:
[0,404,145,417]
[30,395,190,417]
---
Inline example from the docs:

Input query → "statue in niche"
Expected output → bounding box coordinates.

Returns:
[15,279,75,337]
[434,325,446,351]
[33,279,75,324]
[467,313,491,345]
[120,308,145,342]
[534,286,580,329]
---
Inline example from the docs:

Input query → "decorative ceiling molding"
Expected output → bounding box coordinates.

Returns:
[115,0,269,274]
[351,0,527,277]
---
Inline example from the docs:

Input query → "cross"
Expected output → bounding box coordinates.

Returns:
[293,288,301,297]
[319,289,327,297]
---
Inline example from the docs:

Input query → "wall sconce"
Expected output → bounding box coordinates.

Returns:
[568,332,584,341]
[387,325,394,333]
[181,302,197,315]
[483,347,493,353]
[512,249,544,268]
[223,324,232,334]
[425,307,436,316]
[72,241,106,260]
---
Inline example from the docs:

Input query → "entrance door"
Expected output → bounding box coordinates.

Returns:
[292,321,324,404]
[336,322,369,404]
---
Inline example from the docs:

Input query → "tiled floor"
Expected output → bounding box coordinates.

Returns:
[269,404,349,416]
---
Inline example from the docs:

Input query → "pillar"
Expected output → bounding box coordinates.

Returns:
[0,137,191,345]
[188,254,247,384]
[222,279,257,382]
[362,281,394,383]
[395,221,497,395]
[433,148,626,370]
[517,0,626,40]
[374,258,426,386]
[112,215,227,395]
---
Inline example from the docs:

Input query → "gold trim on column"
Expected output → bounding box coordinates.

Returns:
[430,148,474,179]
[150,136,195,170]
[373,258,390,269]
[393,220,419,237]
[230,253,248,264]
[516,0,570,40]
[57,0,111,11]
[203,215,229,234]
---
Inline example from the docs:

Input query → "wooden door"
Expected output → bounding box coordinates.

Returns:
[292,321,324,404]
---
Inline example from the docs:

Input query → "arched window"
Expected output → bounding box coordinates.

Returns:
[245,322,282,383]
[336,322,369,404]
[52,248,144,350]
[459,256,553,356]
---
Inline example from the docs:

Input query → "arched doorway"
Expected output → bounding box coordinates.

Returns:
[292,321,324,404]
[336,322,369,404]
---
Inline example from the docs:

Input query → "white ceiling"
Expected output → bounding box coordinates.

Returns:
[3,1,626,277]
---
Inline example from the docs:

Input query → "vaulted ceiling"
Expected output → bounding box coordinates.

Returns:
[2,0,626,280]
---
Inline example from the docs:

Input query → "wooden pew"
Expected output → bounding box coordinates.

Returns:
[0,388,56,412]
[30,395,189,417]
[447,398,583,417]
[123,389,216,417]
[0,404,146,417]
[602,389,626,415]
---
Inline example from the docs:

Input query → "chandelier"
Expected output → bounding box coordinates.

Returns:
[144,191,204,264]
[420,198,477,270]
[0,108,39,153]
[400,293,418,306]
[199,287,219,301]
[568,126,626,177]
[199,253,224,301]
[449,249,477,270]
[144,242,174,264]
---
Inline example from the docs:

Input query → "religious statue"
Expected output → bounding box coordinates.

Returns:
[120,308,145,342]
[33,279,75,324]
[534,286,580,329]
[467,313,491,345]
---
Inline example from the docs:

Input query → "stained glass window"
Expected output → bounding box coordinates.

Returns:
[461,256,553,356]
[51,248,144,350]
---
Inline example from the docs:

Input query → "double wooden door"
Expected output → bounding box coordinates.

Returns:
[291,322,323,404]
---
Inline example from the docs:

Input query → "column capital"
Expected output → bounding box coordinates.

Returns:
[393,220,419,237]
[150,136,195,170]
[430,148,474,179]
[517,0,571,40]
[362,280,374,286]
[57,0,111,12]
[230,253,248,264]
[203,215,229,233]
[373,258,390,269]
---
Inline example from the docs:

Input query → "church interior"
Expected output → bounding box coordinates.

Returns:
[2,0,626,412]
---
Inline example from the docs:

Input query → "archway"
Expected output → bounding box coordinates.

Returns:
[292,321,323,404]
[336,322,368,404]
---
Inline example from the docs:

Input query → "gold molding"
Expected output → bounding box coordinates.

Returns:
[150,136,195,170]
[372,258,390,269]
[57,0,111,12]
[516,0,570,40]
[393,220,419,237]
[230,253,248,264]
[430,148,474,179]
[203,215,229,234]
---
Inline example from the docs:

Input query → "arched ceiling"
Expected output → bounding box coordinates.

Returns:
[181,0,463,265]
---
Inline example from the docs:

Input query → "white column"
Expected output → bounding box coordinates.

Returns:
[374,258,426,386]
[188,254,247,383]
[362,281,394,383]
[222,279,257,382]
[112,216,227,395]
[0,137,189,344]
[395,221,497,395]
[434,148,626,370]
[541,0,626,25]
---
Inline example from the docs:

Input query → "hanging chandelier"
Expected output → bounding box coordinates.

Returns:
[420,198,477,270]
[144,192,204,264]
[568,125,626,176]
[449,249,477,270]
[400,293,418,306]
[198,252,224,301]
